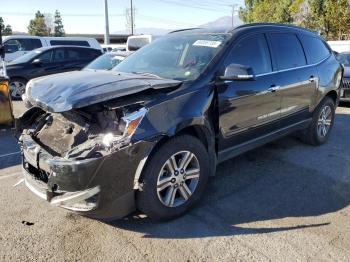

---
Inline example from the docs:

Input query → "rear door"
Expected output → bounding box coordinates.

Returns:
[268,33,317,123]
[63,48,101,71]
[217,33,281,152]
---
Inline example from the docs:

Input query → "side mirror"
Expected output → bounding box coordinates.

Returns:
[32,59,42,66]
[219,63,254,81]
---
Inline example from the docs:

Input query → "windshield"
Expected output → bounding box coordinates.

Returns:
[114,33,229,80]
[9,50,42,64]
[336,53,350,66]
[85,53,124,70]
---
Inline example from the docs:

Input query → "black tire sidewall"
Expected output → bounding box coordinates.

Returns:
[136,135,210,220]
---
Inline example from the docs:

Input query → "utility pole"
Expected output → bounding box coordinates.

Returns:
[104,0,110,44]
[231,4,238,28]
[130,0,134,35]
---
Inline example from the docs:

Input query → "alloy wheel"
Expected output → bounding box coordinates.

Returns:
[317,105,332,138]
[10,81,25,99]
[156,151,200,207]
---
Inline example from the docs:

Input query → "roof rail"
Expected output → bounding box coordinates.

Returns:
[168,28,203,34]
[234,23,315,33]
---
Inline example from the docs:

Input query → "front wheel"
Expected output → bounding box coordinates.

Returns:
[136,135,210,220]
[9,78,27,100]
[300,97,335,146]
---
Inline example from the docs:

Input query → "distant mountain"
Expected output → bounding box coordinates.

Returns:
[113,16,243,35]
[199,15,243,28]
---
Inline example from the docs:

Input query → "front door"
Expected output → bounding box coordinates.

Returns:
[217,33,282,152]
[29,48,66,78]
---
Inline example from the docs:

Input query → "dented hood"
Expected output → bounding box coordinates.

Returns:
[26,70,182,112]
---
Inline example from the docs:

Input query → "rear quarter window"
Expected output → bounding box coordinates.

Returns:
[299,34,330,64]
[269,33,306,70]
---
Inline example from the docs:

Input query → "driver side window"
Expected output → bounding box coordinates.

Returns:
[37,50,54,64]
[227,34,272,75]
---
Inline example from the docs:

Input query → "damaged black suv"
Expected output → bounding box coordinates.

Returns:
[18,24,342,220]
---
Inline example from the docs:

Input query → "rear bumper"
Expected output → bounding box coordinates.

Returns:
[21,133,157,219]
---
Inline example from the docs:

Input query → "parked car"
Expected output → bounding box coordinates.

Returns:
[126,34,158,51]
[18,24,342,220]
[336,52,350,101]
[7,46,102,99]
[3,35,102,62]
[85,52,128,71]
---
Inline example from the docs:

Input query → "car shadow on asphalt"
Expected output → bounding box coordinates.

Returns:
[109,132,350,239]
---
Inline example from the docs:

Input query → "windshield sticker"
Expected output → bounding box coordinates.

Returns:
[193,40,222,48]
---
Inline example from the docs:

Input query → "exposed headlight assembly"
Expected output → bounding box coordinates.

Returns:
[102,107,147,148]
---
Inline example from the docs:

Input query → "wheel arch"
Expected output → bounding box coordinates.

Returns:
[325,90,338,105]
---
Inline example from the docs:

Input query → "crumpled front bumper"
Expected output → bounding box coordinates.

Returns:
[20,133,157,219]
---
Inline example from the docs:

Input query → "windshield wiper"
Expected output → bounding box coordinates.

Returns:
[132,71,163,79]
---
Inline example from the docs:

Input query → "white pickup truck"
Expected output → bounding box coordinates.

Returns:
[3,35,102,61]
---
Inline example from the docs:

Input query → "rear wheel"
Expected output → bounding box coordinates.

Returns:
[9,78,27,100]
[136,135,210,220]
[300,97,335,146]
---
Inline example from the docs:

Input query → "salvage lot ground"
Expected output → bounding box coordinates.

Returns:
[0,101,350,261]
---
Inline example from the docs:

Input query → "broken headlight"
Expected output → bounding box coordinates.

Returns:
[102,107,147,148]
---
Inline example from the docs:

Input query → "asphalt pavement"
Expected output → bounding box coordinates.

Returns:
[0,101,350,261]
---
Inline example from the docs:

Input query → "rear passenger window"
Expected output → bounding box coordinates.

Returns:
[228,34,272,75]
[269,33,306,70]
[50,40,90,47]
[299,35,330,64]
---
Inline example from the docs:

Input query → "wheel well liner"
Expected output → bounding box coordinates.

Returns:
[325,90,338,104]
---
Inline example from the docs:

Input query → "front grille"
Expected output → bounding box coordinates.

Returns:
[341,78,350,89]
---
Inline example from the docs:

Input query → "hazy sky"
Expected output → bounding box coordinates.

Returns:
[0,0,245,34]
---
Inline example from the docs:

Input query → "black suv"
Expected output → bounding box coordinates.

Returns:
[18,24,342,220]
[7,46,102,99]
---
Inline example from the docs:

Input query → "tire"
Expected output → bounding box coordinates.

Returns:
[300,97,335,146]
[136,135,210,220]
[9,78,27,100]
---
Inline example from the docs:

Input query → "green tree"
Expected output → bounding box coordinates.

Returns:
[53,10,65,37]
[240,0,293,24]
[324,0,350,40]
[0,17,4,34]
[3,25,12,35]
[0,17,13,36]
[28,11,49,36]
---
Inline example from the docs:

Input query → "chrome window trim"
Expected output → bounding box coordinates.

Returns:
[255,54,331,78]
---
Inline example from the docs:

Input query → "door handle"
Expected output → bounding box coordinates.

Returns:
[268,85,280,92]
[309,76,317,82]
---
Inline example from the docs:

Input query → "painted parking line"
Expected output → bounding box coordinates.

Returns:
[0,172,22,180]
[0,151,21,158]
